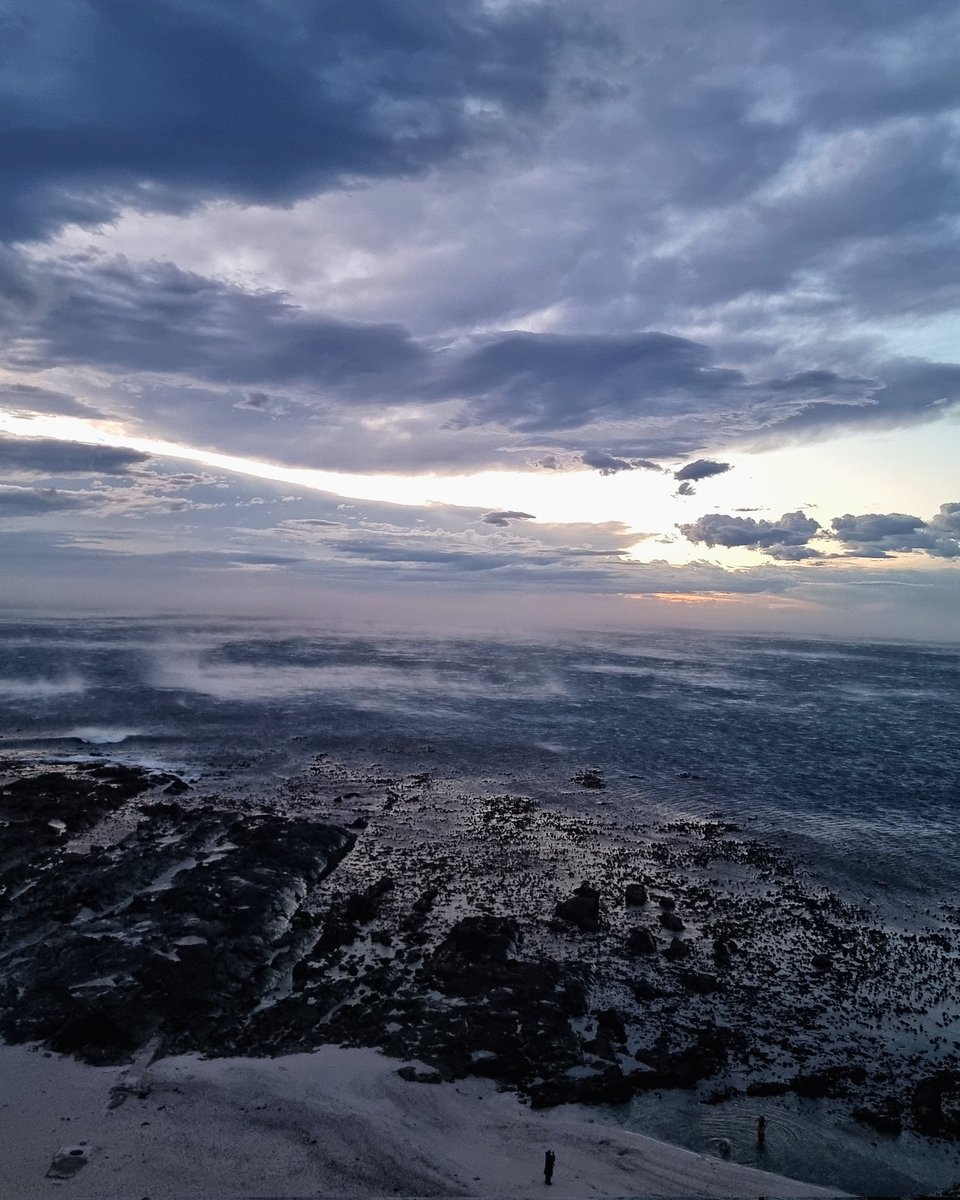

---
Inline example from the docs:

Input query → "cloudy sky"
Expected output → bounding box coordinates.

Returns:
[1,0,959,638]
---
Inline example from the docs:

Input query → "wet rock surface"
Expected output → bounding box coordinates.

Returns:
[2,754,960,1147]
[0,760,353,1063]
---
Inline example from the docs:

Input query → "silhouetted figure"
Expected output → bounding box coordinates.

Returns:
[544,1149,555,1185]
[756,1115,766,1146]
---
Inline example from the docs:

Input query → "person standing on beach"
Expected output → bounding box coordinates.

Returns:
[756,1115,766,1146]
[544,1149,556,1185]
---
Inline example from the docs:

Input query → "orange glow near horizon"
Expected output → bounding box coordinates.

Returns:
[632,591,815,611]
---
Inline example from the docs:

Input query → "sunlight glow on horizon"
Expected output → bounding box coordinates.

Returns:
[0,408,695,553]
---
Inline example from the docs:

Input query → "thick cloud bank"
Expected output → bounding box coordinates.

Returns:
[0,0,565,242]
[681,505,960,561]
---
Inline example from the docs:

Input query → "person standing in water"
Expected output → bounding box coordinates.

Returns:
[544,1149,556,1185]
[756,1115,767,1146]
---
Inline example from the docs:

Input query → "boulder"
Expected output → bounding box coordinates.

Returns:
[595,1008,628,1044]
[433,915,520,964]
[555,890,601,932]
[663,936,692,960]
[910,1070,960,1138]
[676,970,722,995]
[625,927,657,956]
[712,938,733,968]
[853,1099,903,1137]
[624,883,648,906]
[659,911,685,933]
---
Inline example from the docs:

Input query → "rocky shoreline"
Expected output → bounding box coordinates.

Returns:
[2,753,959,1149]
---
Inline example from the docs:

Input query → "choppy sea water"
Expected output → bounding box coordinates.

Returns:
[2,617,958,903]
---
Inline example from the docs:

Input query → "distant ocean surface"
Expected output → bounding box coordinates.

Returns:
[2,617,959,907]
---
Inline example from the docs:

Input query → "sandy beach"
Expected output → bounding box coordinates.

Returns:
[0,1041,845,1198]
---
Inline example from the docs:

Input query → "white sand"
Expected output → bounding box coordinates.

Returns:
[0,1042,846,1198]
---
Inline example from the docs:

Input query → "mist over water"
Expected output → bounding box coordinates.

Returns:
[1,617,959,904]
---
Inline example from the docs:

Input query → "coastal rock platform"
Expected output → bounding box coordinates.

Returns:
[1,753,959,1151]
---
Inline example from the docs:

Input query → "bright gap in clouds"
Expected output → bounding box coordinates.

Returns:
[0,410,686,551]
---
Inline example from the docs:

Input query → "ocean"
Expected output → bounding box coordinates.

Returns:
[2,616,958,904]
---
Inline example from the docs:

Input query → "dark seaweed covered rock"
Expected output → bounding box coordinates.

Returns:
[663,936,692,960]
[573,769,605,789]
[625,926,657,955]
[555,884,601,931]
[0,794,354,1064]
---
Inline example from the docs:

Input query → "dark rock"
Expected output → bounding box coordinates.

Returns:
[663,936,692,960]
[0,795,355,1063]
[746,1080,791,1098]
[573,769,605,789]
[790,1065,866,1099]
[624,883,647,906]
[46,1146,90,1180]
[853,1099,903,1137]
[343,876,394,924]
[659,911,685,933]
[712,938,733,968]
[397,1065,443,1084]
[433,914,520,964]
[911,1071,960,1138]
[629,977,670,1002]
[555,891,601,932]
[634,1026,738,1090]
[595,1008,627,1044]
[625,927,657,956]
[577,1068,635,1105]
[657,897,676,911]
[811,952,832,970]
[412,887,439,915]
[676,970,722,995]
[48,1011,145,1066]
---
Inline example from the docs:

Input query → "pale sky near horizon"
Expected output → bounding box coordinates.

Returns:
[1,0,959,639]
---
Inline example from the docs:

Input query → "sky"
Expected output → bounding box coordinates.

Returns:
[1,0,959,639]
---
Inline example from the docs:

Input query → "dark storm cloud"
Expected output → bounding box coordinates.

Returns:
[831,506,960,559]
[679,511,822,561]
[0,435,148,475]
[8,257,425,387]
[0,0,957,540]
[481,511,535,527]
[440,332,746,432]
[0,383,104,419]
[580,449,660,476]
[7,250,960,471]
[581,450,633,476]
[0,0,568,243]
[0,485,104,516]
[673,460,732,483]
[754,360,960,444]
[14,257,944,459]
